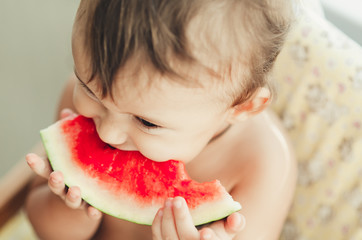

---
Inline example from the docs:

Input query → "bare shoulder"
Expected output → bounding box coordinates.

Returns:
[229,109,296,184]
[228,110,297,239]
[249,109,296,182]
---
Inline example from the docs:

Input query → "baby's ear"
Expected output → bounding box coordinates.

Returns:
[228,87,270,123]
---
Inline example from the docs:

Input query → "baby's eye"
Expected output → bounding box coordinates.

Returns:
[135,116,160,129]
[78,80,100,102]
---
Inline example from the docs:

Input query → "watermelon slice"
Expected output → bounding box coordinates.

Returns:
[40,115,241,226]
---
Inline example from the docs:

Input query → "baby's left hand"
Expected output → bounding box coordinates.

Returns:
[152,196,245,240]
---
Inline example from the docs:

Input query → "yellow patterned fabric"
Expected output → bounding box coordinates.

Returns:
[273,9,362,240]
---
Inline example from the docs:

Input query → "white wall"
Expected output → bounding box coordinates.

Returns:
[0,0,79,177]
[321,0,362,45]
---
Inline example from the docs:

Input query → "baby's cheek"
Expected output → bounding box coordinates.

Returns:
[73,88,102,118]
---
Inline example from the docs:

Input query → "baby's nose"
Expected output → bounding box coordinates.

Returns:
[96,116,129,146]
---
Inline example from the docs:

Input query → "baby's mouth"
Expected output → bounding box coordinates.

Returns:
[107,143,139,152]
[107,144,116,150]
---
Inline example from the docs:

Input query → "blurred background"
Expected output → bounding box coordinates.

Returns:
[0,0,79,177]
[0,0,361,177]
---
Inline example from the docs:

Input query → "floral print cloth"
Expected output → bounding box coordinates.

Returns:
[273,8,362,240]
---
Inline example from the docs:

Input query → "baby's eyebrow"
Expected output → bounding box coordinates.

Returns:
[73,68,99,98]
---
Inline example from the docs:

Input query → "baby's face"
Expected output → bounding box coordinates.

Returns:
[70,10,245,163]
[72,37,233,163]
[72,66,232,163]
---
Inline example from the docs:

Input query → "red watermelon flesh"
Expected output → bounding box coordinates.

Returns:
[40,115,241,225]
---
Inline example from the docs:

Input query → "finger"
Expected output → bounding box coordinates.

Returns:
[87,206,103,220]
[201,219,233,240]
[173,197,199,240]
[60,108,76,119]
[26,153,52,179]
[48,171,66,198]
[225,212,246,234]
[200,228,217,240]
[161,198,179,239]
[151,208,163,240]
[65,186,83,209]
[64,186,82,209]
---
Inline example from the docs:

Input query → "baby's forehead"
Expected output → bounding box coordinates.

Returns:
[109,68,233,110]
[112,57,228,91]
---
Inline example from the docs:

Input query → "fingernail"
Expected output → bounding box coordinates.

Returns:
[239,214,246,230]
[232,213,245,231]
[165,198,172,208]
[203,233,212,240]
[234,213,241,225]
[51,176,60,184]
[158,209,163,217]
[89,209,97,216]
[25,157,33,166]
[25,154,36,165]
[173,198,182,209]
[90,209,100,219]
[61,108,71,115]
[69,191,78,199]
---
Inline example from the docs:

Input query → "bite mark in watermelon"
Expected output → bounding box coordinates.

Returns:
[40,115,241,225]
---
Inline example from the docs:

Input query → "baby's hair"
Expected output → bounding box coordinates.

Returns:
[76,0,292,106]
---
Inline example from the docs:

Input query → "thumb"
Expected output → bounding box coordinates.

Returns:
[225,212,246,234]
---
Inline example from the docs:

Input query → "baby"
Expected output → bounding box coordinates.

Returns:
[25,0,297,239]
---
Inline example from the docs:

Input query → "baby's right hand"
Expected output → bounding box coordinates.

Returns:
[26,154,82,209]
[26,109,102,220]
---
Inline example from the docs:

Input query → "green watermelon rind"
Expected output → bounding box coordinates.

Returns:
[40,117,241,226]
